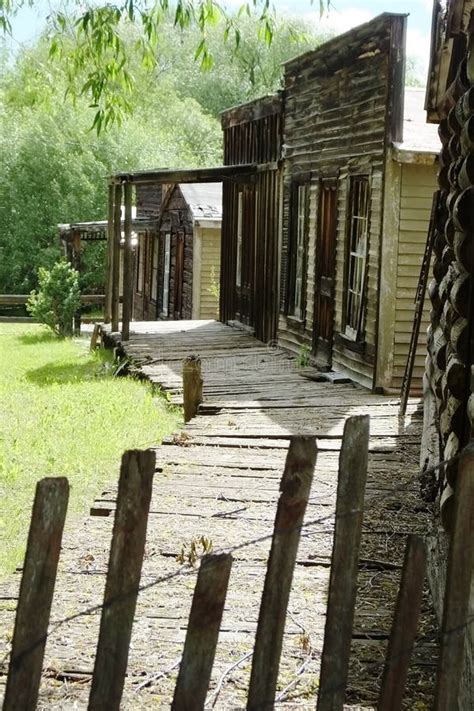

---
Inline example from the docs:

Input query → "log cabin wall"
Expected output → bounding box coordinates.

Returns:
[134,185,163,320]
[422,3,474,703]
[424,21,474,530]
[161,186,194,320]
[221,95,284,342]
[278,13,406,390]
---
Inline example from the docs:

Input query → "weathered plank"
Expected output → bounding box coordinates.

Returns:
[171,553,232,710]
[88,449,156,711]
[247,436,318,710]
[378,535,427,710]
[434,441,474,711]
[317,415,370,711]
[183,355,203,423]
[3,478,69,711]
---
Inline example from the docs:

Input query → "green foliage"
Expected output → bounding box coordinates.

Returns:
[0,322,180,577]
[27,261,81,337]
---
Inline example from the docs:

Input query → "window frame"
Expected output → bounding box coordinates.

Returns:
[343,174,370,342]
[288,180,310,321]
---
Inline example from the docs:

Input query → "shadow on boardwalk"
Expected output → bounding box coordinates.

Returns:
[0,319,437,709]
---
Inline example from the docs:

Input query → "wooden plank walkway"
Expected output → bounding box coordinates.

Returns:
[0,320,437,708]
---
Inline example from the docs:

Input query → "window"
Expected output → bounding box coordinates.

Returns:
[344,176,369,341]
[151,235,159,302]
[136,234,145,294]
[162,232,171,317]
[236,191,243,288]
[289,183,310,320]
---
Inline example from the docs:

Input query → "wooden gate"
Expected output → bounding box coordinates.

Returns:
[313,179,338,366]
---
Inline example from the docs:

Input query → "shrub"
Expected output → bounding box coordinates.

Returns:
[27,262,81,337]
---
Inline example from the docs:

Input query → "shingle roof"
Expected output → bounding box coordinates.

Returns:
[179,183,222,223]
[395,88,441,155]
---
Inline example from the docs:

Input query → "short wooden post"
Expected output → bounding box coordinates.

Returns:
[90,323,101,351]
[247,436,318,711]
[183,355,203,422]
[3,478,69,711]
[121,180,133,341]
[111,181,122,333]
[434,441,474,711]
[378,535,427,711]
[317,415,370,711]
[88,449,156,711]
[171,553,233,710]
[104,182,115,324]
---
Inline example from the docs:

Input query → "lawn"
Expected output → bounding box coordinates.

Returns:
[0,323,181,578]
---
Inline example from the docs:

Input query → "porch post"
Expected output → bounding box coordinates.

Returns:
[122,181,133,341]
[111,181,122,332]
[104,182,114,323]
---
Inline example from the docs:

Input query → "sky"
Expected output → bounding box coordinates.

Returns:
[7,0,434,78]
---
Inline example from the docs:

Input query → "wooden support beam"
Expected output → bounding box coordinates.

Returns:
[183,355,203,422]
[88,449,155,711]
[121,181,133,341]
[111,182,122,333]
[378,535,427,711]
[247,436,317,711]
[434,441,474,710]
[3,478,69,711]
[317,415,370,711]
[171,554,233,710]
[104,183,114,323]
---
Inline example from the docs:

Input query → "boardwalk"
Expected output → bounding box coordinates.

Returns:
[0,321,437,708]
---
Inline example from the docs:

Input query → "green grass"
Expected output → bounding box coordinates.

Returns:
[0,323,181,578]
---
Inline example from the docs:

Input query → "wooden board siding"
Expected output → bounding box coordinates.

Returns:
[391,163,437,391]
[198,227,221,319]
[278,14,406,390]
[221,96,283,343]
[133,185,162,320]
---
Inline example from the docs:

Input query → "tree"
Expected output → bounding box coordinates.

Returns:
[1,1,330,131]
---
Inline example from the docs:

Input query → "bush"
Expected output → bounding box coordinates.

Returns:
[27,262,81,337]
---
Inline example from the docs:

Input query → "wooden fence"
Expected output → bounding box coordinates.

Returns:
[2,417,473,710]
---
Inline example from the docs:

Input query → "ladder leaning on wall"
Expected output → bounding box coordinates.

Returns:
[399,190,441,417]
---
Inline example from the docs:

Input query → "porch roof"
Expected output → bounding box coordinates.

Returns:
[109,164,263,186]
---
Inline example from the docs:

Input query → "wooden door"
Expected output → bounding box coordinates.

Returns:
[235,185,256,328]
[313,180,338,365]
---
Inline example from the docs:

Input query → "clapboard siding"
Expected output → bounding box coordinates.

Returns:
[278,14,406,389]
[199,227,221,319]
[390,162,437,391]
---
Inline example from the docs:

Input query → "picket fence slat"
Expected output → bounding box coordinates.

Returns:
[171,553,233,710]
[378,535,427,711]
[247,436,318,711]
[88,449,156,711]
[317,415,370,711]
[3,477,69,711]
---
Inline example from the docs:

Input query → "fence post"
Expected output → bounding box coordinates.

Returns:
[246,436,317,711]
[104,182,114,324]
[88,449,156,711]
[183,355,203,423]
[434,441,474,710]
[3,478,69,711]
[378,535,427,711]
[171,553,233,710]
[121,180,133,341]
[317,415,370,711]
[111,181,122,333]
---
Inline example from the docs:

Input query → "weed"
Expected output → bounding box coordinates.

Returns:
[176,535,213,567]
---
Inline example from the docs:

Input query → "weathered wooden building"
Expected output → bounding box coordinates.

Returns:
[422,2,474,705]
[220,95,283,342]
[133,182,221,321]
[219,14,440,392]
